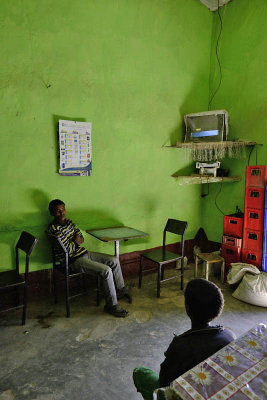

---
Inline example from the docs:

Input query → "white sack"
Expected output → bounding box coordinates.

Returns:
[232,272,267,308]
[227,263,260,285]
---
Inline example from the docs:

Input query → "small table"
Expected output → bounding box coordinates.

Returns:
[195,252,225,283]
[86,226,149,258]
[154,323,267,400]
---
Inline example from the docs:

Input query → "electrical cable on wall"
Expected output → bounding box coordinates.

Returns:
[214,181,225,215]
[209,2,225,215]
[201,182,210,198]
[247,146,254,165]
[208,0,223,110]
[247,146,258,166]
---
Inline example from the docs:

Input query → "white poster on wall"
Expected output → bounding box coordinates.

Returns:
[58,120,92,176]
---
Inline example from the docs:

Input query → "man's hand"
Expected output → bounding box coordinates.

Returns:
[74,233,84,245]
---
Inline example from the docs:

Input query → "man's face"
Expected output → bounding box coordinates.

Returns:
[52,204,66,225]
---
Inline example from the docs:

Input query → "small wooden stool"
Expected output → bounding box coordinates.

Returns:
[195,252,225,283]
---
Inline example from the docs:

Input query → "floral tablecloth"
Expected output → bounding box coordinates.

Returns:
[154,324,267,400]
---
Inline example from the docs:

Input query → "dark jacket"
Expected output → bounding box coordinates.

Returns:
[159,326,235,387]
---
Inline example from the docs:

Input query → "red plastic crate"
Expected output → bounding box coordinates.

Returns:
[244,208,264,232]
[242,248,262,268]
[222,235,242,248]
[243,228,263,252]
[246,165,267,188]
[244,187,265,210]
[223,215,243,238]
[222,243,242,268]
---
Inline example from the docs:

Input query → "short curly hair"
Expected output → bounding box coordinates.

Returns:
[184,279,224,324]
[48,199,65,215]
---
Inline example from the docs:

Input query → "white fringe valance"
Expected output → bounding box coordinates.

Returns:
[175,141,255,161]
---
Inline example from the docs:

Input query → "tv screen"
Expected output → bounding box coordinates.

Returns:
[184,110,229,143]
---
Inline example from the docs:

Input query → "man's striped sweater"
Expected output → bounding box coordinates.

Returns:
[47,219,87,263]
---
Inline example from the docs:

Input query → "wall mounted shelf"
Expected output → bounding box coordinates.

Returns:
[172,174,241,185]
[166,141,261,185]
[164,141,259,149]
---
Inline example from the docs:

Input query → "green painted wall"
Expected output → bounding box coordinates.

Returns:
[201,0,267,242]
[0,0,212,271]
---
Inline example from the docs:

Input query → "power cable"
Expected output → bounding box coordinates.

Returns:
[208,0,223,110]
[247,146,254,165]
[247,146,259,166]
[201,182,210,197]
[214,181,225,215]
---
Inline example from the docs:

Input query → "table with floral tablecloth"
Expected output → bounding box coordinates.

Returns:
[154,324,267,400]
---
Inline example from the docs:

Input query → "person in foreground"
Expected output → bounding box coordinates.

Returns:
[133,278,235,400]
[47,199,131,318]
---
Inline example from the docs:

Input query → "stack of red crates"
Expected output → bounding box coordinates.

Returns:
[242,166,267,269]
[262,186,267,272]
[222,212,243,280]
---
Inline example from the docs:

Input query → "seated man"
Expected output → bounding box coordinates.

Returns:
[133,278,235,400]
[47,199,131,318]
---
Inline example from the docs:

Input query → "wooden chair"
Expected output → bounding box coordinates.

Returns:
[139,219,188,297]
[0,231,38,325]
[47,233,100,317]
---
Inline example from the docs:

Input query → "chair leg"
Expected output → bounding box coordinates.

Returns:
[139,256,143,288]
[161,265,164,281]
[181,257,184,291]
[157,264,161,298]
[65,274,70,318]
[15,286,20,309]
[22,281,28,325]
[53,268,58,304]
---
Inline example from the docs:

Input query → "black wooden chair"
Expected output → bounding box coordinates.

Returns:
[0,231,38,325]
[139,219,188,297]
[47,233,100,318]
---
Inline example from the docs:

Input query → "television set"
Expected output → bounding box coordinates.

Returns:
[184,110,229,143]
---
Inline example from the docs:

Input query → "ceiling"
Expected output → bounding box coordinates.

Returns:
[199,0,231,11]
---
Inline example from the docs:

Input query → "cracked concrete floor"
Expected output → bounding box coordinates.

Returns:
[1,266,266,400]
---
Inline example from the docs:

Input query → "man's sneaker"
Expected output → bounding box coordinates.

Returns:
[104,304,129,318]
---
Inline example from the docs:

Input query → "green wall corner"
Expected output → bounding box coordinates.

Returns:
[2,0,266,271]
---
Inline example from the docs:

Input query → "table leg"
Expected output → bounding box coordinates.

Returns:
[205,262,209,280]
[221,259,225,283]
[115,241,120,258]
[194,256,198,278]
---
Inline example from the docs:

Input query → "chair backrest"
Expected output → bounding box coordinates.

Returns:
[16,231,38,256]
[45,232,69,270]
[163,219,188,254]
[16,231,38,275]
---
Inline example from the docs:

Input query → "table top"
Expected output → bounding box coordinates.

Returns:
[86,226,149,242]
[154,324,267,400]
[197,253,224,263]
